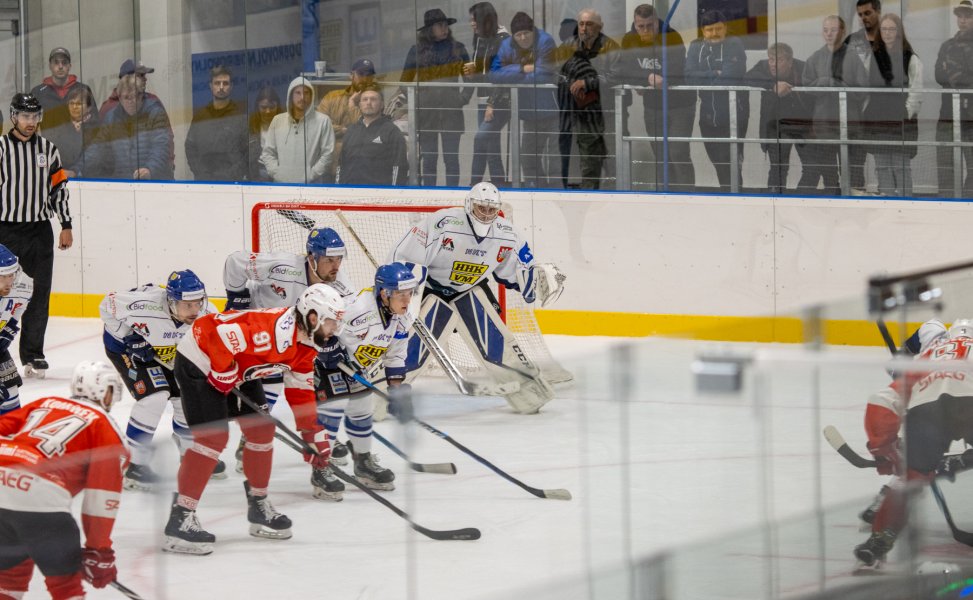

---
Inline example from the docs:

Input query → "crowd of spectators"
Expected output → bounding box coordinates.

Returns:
[13,1,973,197]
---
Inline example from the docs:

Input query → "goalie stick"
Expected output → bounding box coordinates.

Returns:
[110,581,145,600]
[228,388,481,541]
[337,362,572,500]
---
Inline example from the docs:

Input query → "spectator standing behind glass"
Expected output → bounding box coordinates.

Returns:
[260,76,335,184]
[401,9,472,187]
[491,12,560,188]
[556,8,621,190]
[934,0,973,197]
[336,88,409,186]
[844,0,882,194]
[41,85,100,178]
[248,86,283,182]
[467,2,510,185]
[619,4,696,192]
[99,60,174,173]
[801,16,867,194]
[745,43,810,193]
[31,48,95,132]
[865,14,921,197]
[84,74,175,180]
[185,65,248,182]
[317,58,376,180]
[685,10,749,191]
[556,18,578,188]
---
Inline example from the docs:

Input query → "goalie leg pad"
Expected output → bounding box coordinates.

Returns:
[405,294,460,375]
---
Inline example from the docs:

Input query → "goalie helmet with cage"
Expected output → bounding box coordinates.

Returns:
[949,319,973,340]
[465,181,501,238]
[71,361,123,411]
[0,244,19,278]
[166,270,207,324]
[296,283,345,349]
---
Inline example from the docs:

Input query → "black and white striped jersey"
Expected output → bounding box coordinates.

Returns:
[0,132,71,227]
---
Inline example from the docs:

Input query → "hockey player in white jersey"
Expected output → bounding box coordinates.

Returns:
[312,262,423,496]
[100,270,220,490]
[0,245,31,415]
[387,181,566,413]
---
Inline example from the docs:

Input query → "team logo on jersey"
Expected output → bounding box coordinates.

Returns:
[243,363,286,381]
[441,238,455,251]
[448,261,488,285]
[353,344,387,368]
[147,365,168,389]
[134,381,146,395]
[409,226,428,245]
[37,155,47,168]
[271,283,287,299]
[131,323,150,337]
[497,246,513,262]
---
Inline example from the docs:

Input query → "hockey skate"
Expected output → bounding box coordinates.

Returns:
[123,463,158,492]
[163,498,215,556]
[859,485,889,529]
[351,442,395,491]
[23,359,48,379]
[235,437,245,473]
[330,440,349,466]
[310,466,344,501]
[211,459,228,480]
[244,481,292,540]
[854,529,897,568]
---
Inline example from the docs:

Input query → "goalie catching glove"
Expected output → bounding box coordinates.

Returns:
[518,263,566,307]
[301,428,331,468]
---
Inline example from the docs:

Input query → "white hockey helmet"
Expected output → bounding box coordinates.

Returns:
[70,361,123,411]
[949,318,973,340]
[918,319,948,352]
[464,181,501,238]
[296,284,345,343]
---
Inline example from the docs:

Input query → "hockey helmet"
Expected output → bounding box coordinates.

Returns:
[0,244,20,277]
[10,93,42,121]
[296,283,345,346]
[464,181,501,238]
[949,318,973,340]
[918,319,948,352]
[166,270,207,302]
[306,227,346,259]
[374,262,419,303]
[71,360,123,411]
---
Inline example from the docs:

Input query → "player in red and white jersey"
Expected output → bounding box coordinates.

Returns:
[0,361,128,599]
[163,284,345,555]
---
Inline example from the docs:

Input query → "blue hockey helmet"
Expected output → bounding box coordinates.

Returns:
[166,270,207,302]
[0,244,19,277]
[306,227,346,259]
[374,262,419,302]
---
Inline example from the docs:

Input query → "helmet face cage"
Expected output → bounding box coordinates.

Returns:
[306,227,347,259]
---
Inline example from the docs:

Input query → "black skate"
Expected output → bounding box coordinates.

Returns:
[23,359,48,379]
[351,442,395,491]
[163,497,215,555]
[244,481,292,540]
[235,437,246,473]
[210,459,228,480]
[859,485,889,527]
[854,529,897,568]
[123,463,158,492]
[330,440,349,466]
[311,466,344,501]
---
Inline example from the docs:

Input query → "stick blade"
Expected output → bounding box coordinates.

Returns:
[413,525,481,541]
[411,462,458,475]
[543,488,572,500]
[822,425,845,451]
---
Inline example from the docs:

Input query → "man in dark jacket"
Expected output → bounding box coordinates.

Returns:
[185,65,248,182]
[337,88,409,186]
[745,43,810,193]
[935,0,973,197]
[619,4,695,192]
[31,47,96,132]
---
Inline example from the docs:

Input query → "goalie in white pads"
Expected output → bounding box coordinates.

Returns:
[100,270,220,491]
[313,262,423,495]
[387,181,566,413]
[0,245,32,415]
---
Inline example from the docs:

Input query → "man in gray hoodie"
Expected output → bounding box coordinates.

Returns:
[260,76,335,184]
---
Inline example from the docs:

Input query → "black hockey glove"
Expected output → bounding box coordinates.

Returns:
[0,320,18,353]
[123,332,155,364]
[387,383,414,423]
[225,289,252,312]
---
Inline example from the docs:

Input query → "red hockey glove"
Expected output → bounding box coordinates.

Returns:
[301,429,331,469]
[81,547,116,589]
[868,438,902,476]
[207,363,240,395]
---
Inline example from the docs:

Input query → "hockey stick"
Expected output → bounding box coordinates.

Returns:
[822,425,877,468]
[228,388,480,541]
[876,319,898,354]
[372,429,457,475]
[930,480,973,547]
[337,362,572,500]
[110,580,145,600]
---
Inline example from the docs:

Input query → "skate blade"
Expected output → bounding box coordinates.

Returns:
[354,476,395,491]
[235,461,244,474]
[209,471,229,481]
[162,536,213,556]
[249,523,292,539]
[312,487,344,502]
[853,561,885,575]
[23,367,46,379]
[123,478,153,492]
[330,454,349,467]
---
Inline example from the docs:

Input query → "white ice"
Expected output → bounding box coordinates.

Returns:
[12,318,973,599]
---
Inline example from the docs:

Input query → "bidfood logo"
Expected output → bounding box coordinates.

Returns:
[270,265,302,277]
[448,261,488,285]
[436,217,465,229]
[127,301,164,312]
[350,313,372,328]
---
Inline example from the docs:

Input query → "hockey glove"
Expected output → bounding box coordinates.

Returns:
[868,438,903,476]
[300,428,331,469]
[123,332,154,364]
[81,547,116,589]
[387,383,414,422]
[0,319,18,353]
[207,363,240,395]
[225,289,252,312]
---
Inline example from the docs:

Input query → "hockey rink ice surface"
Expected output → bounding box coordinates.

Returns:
[13,318,973,599]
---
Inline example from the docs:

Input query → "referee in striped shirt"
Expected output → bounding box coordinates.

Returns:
[0,93,73,378]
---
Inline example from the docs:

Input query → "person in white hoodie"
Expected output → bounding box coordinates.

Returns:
[260,76,335,184]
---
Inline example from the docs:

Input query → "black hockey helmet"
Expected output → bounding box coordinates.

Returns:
[10,93,42,116]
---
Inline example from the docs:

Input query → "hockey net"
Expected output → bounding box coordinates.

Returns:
[251,200,573,385]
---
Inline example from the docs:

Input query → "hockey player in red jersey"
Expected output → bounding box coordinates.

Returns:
[164,283,344,555]
[0,361,128,599]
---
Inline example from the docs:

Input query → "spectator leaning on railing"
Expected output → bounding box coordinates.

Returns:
[934,0,973,197]
[467,2,510,186]
[844,0,882,195]
[336,87,409,186]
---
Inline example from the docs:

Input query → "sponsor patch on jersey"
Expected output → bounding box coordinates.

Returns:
[216,323,247,354]
[270,265,303,277]
[134,380,146,395]
[448,261,488,285]
[37,155,47,168]
[518,243,534,264]
[243,363,286,381]
[465,248,486,257]
[131,323,150,337]
[442,237,455,251]
[147,366,167,388]
[327,372,349,395]
[271,283,287,299]
[353,344,387,368]
[154,346,177,366]
[435,216,465,229]
[409,226,428,245]
[126,301,165,312]
[275,310,296,353]
[497,246,513,262]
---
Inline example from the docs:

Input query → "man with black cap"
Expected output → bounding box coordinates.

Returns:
[30,48,95,131]
[935,0,973,196]
[317,57,377,177]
